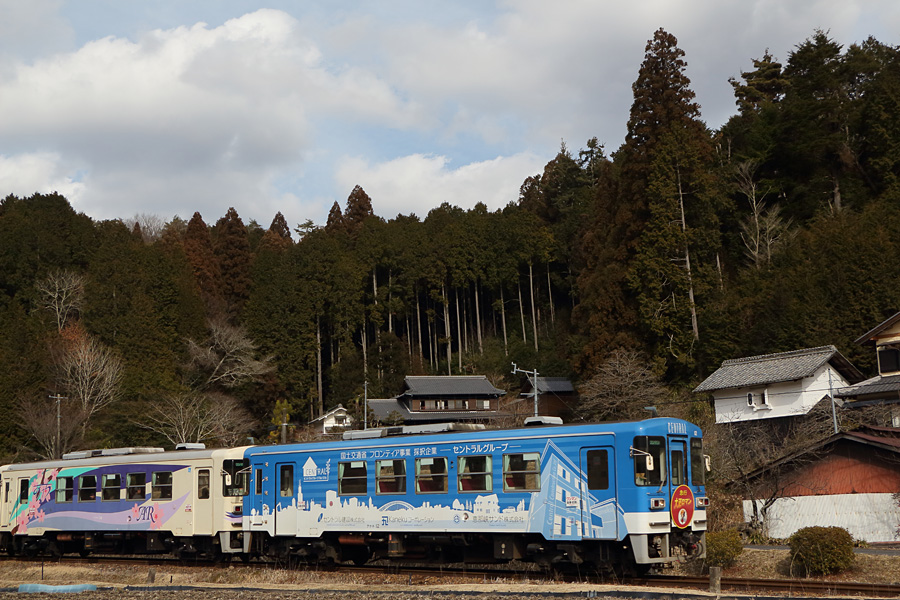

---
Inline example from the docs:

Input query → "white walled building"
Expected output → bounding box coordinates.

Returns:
[694,346,862,424]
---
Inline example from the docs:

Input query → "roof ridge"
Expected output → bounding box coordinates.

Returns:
[721,345,836,366]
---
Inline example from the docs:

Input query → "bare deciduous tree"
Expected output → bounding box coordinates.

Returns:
[36,270,85,331]
[122,213,166,243]
[735,160,794,268]
[578,349,670,422]
[187,319,275,390]
[141,392,254,447]
[59,332,124,433]
[17,393,84,460]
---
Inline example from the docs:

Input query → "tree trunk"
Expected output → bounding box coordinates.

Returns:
[529,263,538,351]
[387,270,393,333]
[518,280,527,343]
[361,319,368,378]
[475,279,484,354]
[677,169,700,341]
[316,316,324,418]
[442,283,452,375]
[500,287,508,355]
[546,266,555,325]
[416,291,425,367]
[456,290,463,373]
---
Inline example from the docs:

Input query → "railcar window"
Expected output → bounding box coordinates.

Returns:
[223,460,250,497]
[198,469,210,500]
[338,461,368,495]
[126,473,146,500]
[503,453,541,492]
[101,474,121,501]
[56,477,73,503]
[458,455,492,493]
[18,479,28,503]
[279,465,294,497]
[633,436,666,486]
[586,450,609,490]
[79,475,97,502]
[671,449,686,486]
[152,472,173,500]
[254,469,263,495]
[415,457,448,493]
[690,438,705,485]
[376,459,406,494]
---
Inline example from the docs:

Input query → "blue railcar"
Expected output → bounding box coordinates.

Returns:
[241,418,707,572]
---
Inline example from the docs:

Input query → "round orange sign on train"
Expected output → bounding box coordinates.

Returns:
[671,485,695,528]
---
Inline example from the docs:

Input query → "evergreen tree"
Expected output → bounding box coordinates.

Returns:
[183,212,224,316]
[214,207,252,321]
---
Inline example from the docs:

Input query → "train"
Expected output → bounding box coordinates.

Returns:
[0,417,708,573]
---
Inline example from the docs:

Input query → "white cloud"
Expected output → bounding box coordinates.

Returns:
[0,152,86,204]
[0,1,898,229]
[335,152,545,219]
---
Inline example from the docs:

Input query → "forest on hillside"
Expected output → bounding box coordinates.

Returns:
[2,28,900,460]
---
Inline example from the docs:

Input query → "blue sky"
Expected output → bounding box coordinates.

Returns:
[1,1,898,232]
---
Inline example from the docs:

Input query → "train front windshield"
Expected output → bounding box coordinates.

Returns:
[223,459,250,497]
[633,436,666,486]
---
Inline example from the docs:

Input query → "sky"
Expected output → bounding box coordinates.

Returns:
[1,1,898,232]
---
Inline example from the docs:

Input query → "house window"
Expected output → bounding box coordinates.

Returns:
[458,455,492,492]
[761,390,769,406]
[878,348,900,374]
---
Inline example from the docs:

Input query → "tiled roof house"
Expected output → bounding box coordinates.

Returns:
[694,346,862,424]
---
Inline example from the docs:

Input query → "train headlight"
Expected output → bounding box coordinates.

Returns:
[650,497,666,510]
[695,497,709,508]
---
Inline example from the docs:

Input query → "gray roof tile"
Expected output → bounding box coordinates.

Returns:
[400,376,505,397]
[694,345,859,393]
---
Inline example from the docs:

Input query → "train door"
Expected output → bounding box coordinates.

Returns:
[0,476,12,528]
[580,446,617,539]
[194,465,212,535]
[668,439,691,528]
[271,462,296,537]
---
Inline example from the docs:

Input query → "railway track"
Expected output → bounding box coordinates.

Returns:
[7,555,900,598]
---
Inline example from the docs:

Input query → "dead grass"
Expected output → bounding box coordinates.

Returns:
[677,547,900,585]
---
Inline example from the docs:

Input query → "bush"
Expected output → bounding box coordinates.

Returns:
[788,526,855,576]
[705,530,744,568]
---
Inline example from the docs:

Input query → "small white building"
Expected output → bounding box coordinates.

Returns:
[309,404,352,434]
[694,346,862,424]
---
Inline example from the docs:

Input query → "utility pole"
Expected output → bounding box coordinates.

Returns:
[49,394,68,459]
[511,363,540,417]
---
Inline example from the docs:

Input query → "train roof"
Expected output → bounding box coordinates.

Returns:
[246,417,702,457]
[0,445,251,472]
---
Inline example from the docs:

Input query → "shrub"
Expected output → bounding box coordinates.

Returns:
[788,526,855,576]
[705,530,744,568]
